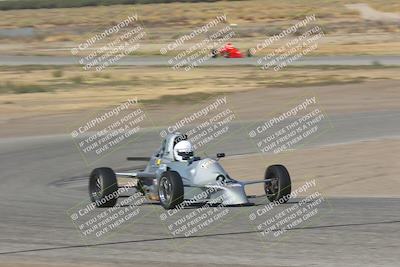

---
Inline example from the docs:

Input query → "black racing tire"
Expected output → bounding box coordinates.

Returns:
[158,171,184,209]
[89,167,119,207]
[211,49,218,58]
[264,165,291,203]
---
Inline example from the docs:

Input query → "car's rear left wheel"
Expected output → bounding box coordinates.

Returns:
[89,167,118,207]
[211,49,218,58]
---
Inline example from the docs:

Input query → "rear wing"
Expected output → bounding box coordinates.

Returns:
[126,157,151,161]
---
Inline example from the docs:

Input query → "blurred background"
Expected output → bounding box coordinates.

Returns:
[0,1,400,266]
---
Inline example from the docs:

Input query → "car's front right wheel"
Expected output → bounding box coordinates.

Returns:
[158,171,184,209]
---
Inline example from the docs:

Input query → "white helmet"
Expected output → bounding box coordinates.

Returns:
[173,140,193,162]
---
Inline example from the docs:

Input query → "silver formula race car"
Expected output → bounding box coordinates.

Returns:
[88,132,292,210]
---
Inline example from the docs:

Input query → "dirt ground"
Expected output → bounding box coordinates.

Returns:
[1,65,398,118]
[1,78,399,138]
[222,138,400,198]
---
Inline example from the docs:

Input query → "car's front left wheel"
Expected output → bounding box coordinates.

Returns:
[264,164,291,203]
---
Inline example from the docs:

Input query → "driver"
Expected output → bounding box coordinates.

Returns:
[225,42,234,50]
[220,42,234,54]
[173,140,194,162]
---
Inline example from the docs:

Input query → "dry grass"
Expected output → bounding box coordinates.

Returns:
[0,0,399,56]
[0,0,399,28]
[0,65,399,117]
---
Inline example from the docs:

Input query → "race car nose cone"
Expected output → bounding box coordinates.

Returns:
[220,183,249,205]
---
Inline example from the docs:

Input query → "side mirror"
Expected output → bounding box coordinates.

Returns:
[216,153,225,158]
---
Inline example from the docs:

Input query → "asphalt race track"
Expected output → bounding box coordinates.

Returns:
[1,55,400,66]
[0,111,399,266]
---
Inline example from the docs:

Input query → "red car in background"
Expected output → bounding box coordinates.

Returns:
[212,43,252,58]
